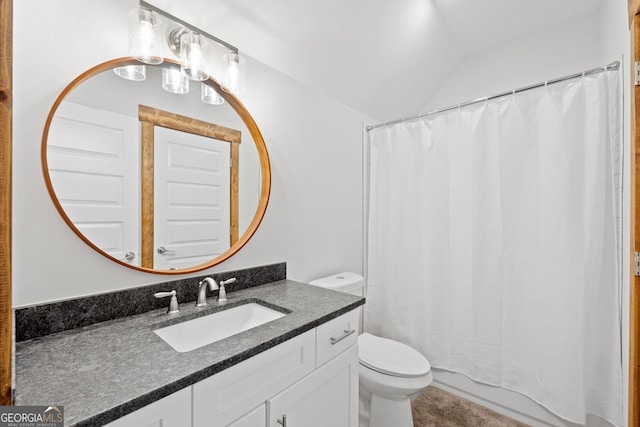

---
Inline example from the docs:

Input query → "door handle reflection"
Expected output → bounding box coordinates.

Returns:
[157,246,176,255]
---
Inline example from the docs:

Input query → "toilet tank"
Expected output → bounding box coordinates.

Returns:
[309,272,365,333]
[308,272,365,297]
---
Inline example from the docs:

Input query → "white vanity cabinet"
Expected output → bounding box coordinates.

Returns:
[194,309,360,427]
[266,345,358,427]
[263,307,361,427]
[106,309,359,427]
[192,329,317,427]
[103,387,191,427]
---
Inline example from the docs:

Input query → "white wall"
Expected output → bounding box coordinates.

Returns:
[420,3,631,427]
[12,0,366,306]
[425,13,605,111]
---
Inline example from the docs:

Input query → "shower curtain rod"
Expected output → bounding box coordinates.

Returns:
[366,60,620,132]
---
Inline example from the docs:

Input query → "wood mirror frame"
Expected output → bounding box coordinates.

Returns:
[41,57,271,275]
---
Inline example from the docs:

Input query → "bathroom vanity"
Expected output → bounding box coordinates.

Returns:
[13,52,364,427]
[107,311,359,427]
[14,278,364,427]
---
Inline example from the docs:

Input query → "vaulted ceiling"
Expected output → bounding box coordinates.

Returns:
[148,0,602,121]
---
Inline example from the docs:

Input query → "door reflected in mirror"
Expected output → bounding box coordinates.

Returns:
[42,58,270,274]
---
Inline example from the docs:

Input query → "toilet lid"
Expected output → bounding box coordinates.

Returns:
[358,333,431,378]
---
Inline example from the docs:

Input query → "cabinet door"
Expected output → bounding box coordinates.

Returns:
[193,330,315,427]
[267,344,358,427]
[228,404,266,427]
[103,387,190,427]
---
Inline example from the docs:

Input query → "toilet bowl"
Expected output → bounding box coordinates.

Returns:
[358,332,433,427]
[309,273,432,427]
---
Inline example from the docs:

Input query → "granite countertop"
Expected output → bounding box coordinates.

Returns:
[15,280,364,426]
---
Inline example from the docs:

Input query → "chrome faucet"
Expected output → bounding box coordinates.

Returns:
[197,277,218,307]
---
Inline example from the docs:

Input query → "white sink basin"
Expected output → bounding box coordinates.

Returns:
[154,302,287,352]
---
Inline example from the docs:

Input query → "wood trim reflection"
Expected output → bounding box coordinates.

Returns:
[139,104,241,143]
[631,0,640,26]
[230,142,240,245]
[219,88,271,268]
[140,121,155,269]
[0,0,12,406]
[138,105,242,269]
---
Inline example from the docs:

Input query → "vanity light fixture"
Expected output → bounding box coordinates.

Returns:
[119,1,246,103]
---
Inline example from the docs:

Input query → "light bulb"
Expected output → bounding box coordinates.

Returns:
[224,52,245,95]
[180,33,208,81]
[137,21,154,57]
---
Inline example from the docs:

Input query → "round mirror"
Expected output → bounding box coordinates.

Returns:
[41,58,270,274]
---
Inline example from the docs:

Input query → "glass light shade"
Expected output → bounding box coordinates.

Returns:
[162,68,189,94]
[113,65,146,81]
[128,7,163,65]
[201,83,225,105]
[180,33,208,81]
[224,52,245,95]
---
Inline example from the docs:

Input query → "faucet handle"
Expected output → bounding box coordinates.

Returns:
[220,278,237,286]
[217,278,236,303]
[154,290,179,314]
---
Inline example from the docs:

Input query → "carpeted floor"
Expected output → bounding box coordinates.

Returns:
[411,386,530,427]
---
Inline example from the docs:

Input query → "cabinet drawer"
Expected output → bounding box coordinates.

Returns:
[193,329,315,427]
[316,309,359,367]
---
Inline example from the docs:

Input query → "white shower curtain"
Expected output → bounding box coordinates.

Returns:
[366,70,622,425]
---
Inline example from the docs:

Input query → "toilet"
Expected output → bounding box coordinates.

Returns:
[309,272,433,427]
